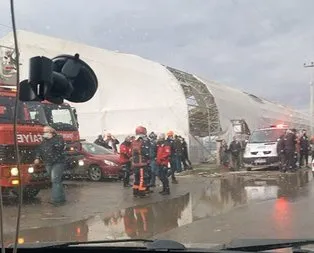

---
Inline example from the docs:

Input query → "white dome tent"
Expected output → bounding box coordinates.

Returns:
[0,30,310,164]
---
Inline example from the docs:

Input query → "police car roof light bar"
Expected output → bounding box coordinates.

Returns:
[269,124,288,128]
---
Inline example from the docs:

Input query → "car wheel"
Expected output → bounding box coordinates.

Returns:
[88,165,103,182]
[246,167,252,171]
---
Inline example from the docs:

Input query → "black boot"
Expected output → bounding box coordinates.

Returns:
[133,188,139,197]
[161,188,170,195]
[144,186,153,193]
[138,190,148,198]
[159,185,165,194]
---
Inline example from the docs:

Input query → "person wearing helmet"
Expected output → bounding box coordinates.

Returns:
[120,136,132,187]
[166,131,178,184]
[156,133,171,195]
[131,126,151,197]
[148,132,158,187]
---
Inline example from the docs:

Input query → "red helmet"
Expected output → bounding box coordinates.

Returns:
[135,126,147,135]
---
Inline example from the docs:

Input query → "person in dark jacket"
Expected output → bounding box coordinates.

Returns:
[229,136,242,170]
[149,132,158,187]
[34,126,66,205]
[219,139,229,168]
[119,136,132,187]
[284,129,297,171]
[181,137,192,170]
[104,133,120,153]
[156,133,171,195]
[166,131,178,184]
[173,135,183,173]
[277,134,286,171]
[299,129,310,167]
[94,135,111,149]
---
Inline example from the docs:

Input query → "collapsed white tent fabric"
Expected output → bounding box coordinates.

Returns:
[0,30,189,141]
[0,30,310,163]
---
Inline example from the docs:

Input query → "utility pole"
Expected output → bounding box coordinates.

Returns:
[304,61,314,135]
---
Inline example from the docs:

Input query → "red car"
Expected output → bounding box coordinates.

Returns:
[81,142,122,181]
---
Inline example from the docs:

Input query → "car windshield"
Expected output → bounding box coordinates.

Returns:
[82,142,114,155]
[249,129,287,143]
[2,0,314,250]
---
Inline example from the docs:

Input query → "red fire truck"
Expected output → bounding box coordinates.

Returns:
[0,45,84,198]
[0,87,50,198]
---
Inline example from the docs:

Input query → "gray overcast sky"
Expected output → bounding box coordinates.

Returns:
[0,0,314,110]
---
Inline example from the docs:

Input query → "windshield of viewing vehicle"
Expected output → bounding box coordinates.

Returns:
[2,0,314,250]
[249,129,287,143]
[82,142,115,155]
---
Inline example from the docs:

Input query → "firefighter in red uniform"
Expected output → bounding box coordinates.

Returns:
[156,133,171,195]
[131,126,151,197]
[119,136,132,187]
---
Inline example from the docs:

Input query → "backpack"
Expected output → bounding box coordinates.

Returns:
[131,139,147,168]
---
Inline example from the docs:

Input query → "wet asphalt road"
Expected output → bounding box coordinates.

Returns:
[2,169,314,246]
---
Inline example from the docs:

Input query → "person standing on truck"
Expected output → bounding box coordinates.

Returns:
[229,136,242,170]
[277,134,286,172]
[34,126,66,206]
[284,129,297,171]
[299,129,310,168]
[119,136,132,187]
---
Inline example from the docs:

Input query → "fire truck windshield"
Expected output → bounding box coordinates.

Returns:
[26,102,78,131]
[44,104,78,131]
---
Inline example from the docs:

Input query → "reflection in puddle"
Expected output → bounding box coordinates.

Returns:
[4,169,313,246]
[190,169,313,220]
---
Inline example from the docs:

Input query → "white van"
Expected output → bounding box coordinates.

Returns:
[243,124,288,171]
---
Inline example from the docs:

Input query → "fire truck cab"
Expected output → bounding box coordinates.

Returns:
[243,124,288,171]
[25,101,85,177]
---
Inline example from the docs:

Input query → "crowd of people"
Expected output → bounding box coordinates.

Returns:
[219,129,312,172]
[94,126,193,197]
[219,136,244,170]
[30,123,313,205]
[277,129,311,172]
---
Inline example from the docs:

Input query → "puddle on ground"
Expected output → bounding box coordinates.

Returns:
[4,169,313,246]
